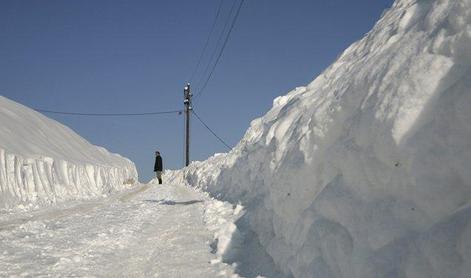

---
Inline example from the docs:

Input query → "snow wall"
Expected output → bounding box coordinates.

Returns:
[167,0,471,277]
[0,96,138,209]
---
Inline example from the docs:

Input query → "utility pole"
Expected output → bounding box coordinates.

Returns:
[183,83,192,167]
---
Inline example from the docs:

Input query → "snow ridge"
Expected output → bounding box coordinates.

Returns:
[0,96,137,209]
[169,0,471,277]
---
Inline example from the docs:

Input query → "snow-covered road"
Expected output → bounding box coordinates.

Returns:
[0,183,238,277]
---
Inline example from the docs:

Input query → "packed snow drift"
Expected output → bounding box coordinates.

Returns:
[0,96,137,210]
[168,0,471,277]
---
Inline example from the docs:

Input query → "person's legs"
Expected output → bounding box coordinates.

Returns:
[156,171,163,184]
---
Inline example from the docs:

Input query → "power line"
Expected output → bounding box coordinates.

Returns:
[194,0,245,99]
[192,109,232,150]
[194,0,244,96]
[35,108,183,117]
[193,0,238,90]
[188,0,225,83]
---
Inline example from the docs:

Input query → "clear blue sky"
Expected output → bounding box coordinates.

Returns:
[0,0,394,182]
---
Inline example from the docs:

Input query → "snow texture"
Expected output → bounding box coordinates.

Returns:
[0,96,137,210]
[167,0,471,277]
[0,183,240,277]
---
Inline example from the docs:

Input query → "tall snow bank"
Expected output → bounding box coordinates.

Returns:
[0,96,138,209]
[168,0,471,277]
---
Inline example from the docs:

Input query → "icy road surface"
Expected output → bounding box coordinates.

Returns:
[0,183,239,277]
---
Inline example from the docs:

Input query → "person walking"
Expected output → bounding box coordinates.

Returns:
[154,151,163,184]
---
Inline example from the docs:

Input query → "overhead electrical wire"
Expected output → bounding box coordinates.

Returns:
[36,1,244,116]
[191,109,232,150]
[193,0,238,89]
[187,0,225,83]
[193,0,245,99]
[35,108,183,117]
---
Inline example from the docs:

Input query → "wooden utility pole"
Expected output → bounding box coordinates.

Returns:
[183,83,192,167]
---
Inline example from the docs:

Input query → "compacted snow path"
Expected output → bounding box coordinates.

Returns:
[0,183,238,277]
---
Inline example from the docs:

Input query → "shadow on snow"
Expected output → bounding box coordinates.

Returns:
[144,199,204,206]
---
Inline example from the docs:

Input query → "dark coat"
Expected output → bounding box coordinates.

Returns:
[154,155,163,172]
